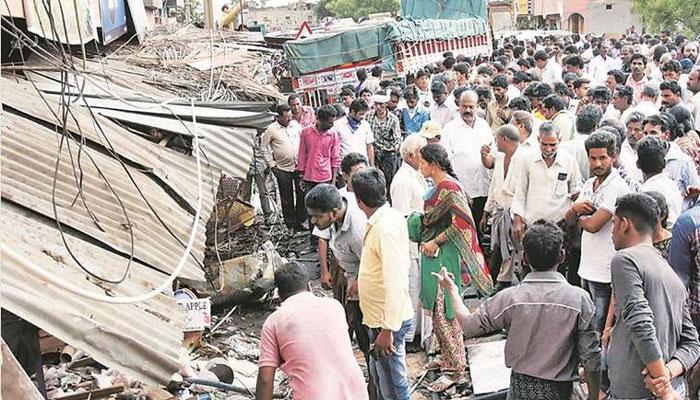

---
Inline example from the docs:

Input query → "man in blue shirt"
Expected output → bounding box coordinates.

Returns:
[401,85,430,137]
[669,203,700,397]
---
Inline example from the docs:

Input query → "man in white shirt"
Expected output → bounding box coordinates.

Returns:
[636,136,683,227]
[541,94,576,141]
[512,122,583,243]
[429,81,458,128]
[644,113,700,210]
[561,104,604,181]
[611,85,633,120]
[333,98,375,166]
[621,84,660,123]
[565,131,630,333]
[626,53,649,105]
[481,125,523,291]
[618,111,646,184]
[588,42,623,86]
[441,90,495,238]
[511,110,538,154]
[687,67,700,131]
[390,134,428,350]
[534,50,563,85]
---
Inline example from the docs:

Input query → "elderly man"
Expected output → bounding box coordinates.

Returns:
[441,90,495,238]
[481,125,523,292]
[622,84,660,122]
[512,122,583,243]
[391,134,428,351]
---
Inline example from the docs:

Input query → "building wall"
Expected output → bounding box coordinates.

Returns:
[523,0,642,35]
[243,5,314,31]
[573,0,642,35]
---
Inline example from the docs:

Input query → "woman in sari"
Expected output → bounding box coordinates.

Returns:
[408,144,494,392]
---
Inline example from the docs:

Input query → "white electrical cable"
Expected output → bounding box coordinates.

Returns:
[6,99,204,304]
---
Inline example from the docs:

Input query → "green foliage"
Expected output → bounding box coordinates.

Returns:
[631,0,700,36]
[314,0,335,19]
[322,0,400,21]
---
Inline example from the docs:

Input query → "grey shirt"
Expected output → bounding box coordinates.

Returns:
[313,192,366,280]
[608,244,700,399]
[461,271,601,381]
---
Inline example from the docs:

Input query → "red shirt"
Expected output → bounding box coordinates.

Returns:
[297,125,340,183]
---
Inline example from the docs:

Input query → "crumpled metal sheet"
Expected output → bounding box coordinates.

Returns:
[1,203,185,385]
[2,112,206,281]
[94,108,255,179]
[1,77,216,216]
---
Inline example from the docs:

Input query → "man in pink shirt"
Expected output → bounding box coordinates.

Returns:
[297,105,341,241]
[256,261,368,400]
[289,94,317,129]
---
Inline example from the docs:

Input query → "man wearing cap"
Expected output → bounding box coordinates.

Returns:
[420,120,442,144]
[429,81,458,128]
[367,90,402,200]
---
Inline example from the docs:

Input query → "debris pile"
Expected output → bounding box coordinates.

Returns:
[110,25,284,102]
[178,175,309,307]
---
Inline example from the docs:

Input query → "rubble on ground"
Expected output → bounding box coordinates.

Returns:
[108,24,284,102]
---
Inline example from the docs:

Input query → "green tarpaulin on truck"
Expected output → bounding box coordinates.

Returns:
[283,24,394,76]
[385,17,488,42]
[283,17,488,76]
[400,0,488,20]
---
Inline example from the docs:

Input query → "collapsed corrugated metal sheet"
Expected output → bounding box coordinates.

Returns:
[1,202,184,385]
[57,96,274,130]
[95,108,255,179]
[2,77,216,215]
[3,111,206,281]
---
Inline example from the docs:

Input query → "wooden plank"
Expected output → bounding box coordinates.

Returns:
[51,386,124,400]
[1,339,45,400]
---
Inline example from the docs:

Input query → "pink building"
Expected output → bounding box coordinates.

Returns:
[521,0,642,35]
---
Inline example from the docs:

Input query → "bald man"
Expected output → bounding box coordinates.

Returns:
[440,91,496,238]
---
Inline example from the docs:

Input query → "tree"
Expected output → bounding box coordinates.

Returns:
[327,0,399,21]
[631,0,700,36]
[314,0,335,20]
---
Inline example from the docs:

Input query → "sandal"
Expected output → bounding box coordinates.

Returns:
[426,375,458,393]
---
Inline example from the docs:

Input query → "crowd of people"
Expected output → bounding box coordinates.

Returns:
[252,29,700,400]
